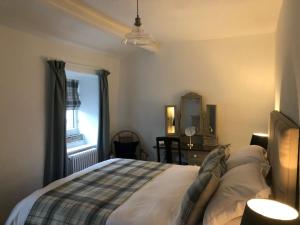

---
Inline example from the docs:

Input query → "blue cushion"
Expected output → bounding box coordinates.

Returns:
[114,141,139,159]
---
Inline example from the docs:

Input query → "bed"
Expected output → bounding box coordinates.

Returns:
[5,111,300,225]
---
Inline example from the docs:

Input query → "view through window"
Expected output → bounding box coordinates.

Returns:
[65,71,99,152]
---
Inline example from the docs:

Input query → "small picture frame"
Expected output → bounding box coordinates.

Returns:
[165,105,177,136]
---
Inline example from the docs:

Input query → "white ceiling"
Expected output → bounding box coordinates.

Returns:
[0,0,135,55]
[84,0,283,41]
[0,0,283,55]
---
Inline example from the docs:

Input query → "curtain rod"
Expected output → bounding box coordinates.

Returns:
[43,56,103,71]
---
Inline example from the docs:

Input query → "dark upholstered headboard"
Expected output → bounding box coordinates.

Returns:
[268,111,299,210]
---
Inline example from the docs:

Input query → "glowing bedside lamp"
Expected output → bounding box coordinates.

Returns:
[241,199,299,225]
[250,132,268,149]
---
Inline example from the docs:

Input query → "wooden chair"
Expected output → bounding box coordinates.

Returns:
[156,137,182,165]
[111,130,148,160]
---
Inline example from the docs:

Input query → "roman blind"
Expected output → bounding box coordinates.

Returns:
[66,79,81,110]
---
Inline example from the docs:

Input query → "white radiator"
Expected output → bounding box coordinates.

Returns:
[68,147,98,175]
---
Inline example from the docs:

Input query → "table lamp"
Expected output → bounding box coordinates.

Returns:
[241,199,299,225]
[250,133,268,149]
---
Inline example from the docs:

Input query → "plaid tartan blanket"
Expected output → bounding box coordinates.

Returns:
[25,159,170,225]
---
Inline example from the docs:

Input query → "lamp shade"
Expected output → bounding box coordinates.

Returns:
[250,133,268,149]
[241,199,299,225]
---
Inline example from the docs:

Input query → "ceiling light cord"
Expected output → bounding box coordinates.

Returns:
[122,0,155,46]
[134,0,141,27]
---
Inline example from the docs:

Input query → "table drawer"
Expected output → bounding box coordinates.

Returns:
[187,151,208,166]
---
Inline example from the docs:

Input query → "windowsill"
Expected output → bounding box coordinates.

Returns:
[66,133,84,144]
[67,143,97,155]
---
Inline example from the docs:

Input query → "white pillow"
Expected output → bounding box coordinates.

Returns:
[203,163,271,225]
[226,145,270,176]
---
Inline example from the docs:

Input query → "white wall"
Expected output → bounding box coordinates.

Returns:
[66,71,99,146]
[275,0,300,125]
[0,25,122,223]
[120,34,275,159]
[275,0,300,211]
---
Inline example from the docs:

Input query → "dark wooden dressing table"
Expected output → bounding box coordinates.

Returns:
[154,141,217,166]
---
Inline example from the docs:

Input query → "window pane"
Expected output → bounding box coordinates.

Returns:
[66,110,74,130]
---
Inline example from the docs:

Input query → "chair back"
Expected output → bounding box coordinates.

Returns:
[156,137,182,165]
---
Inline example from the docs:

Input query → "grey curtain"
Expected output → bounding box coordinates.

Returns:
[44,60,67,186]
[96,70,110,161]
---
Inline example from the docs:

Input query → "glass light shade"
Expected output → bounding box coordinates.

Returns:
[248,199,298,220]
[122,26,154,46]
[241,199,299,225]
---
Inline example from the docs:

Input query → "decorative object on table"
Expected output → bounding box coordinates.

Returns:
[250,132,268,149]
[241,199,299,225]
[165,105,177,136]
[110,130,148,160]
[185,126,196,149]
[122,0,155,46]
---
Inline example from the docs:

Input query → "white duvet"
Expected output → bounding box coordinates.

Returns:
[6,159,199,225]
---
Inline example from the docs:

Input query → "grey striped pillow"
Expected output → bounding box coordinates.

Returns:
[176,166,221,225]
[199,145,229,175]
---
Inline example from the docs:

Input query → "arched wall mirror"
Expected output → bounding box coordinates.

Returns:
[180,92,203,135]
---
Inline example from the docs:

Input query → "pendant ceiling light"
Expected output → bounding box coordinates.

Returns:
[122,0,154,46]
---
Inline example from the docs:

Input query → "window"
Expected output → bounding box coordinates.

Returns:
[66,109,79,136]
[65,71,99,152]
[66,79,83,148]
